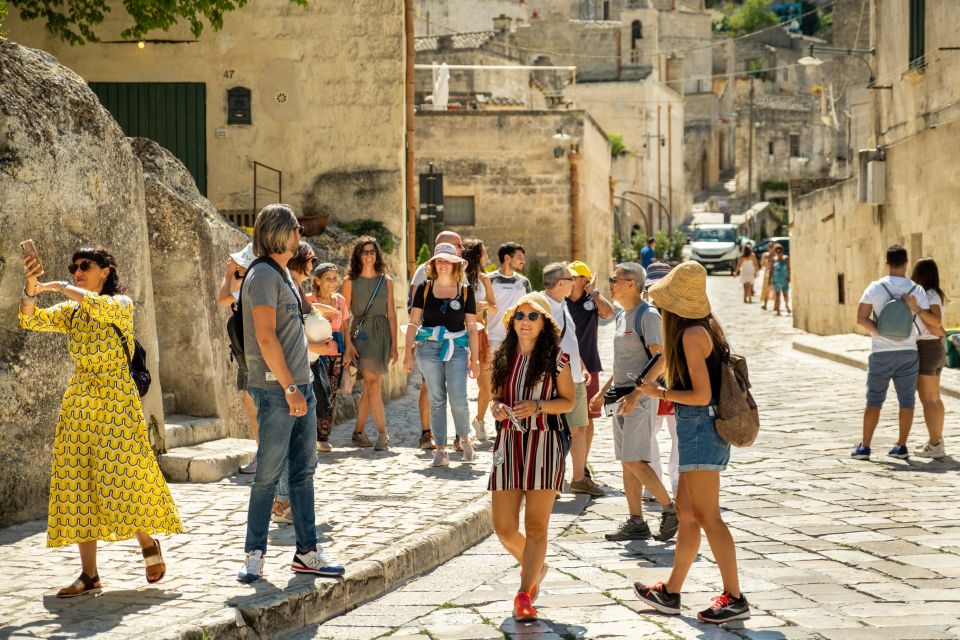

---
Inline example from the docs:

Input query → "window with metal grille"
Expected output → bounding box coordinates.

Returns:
[789,133,800,158]
[909,0,925,69]
[445,196,475,226]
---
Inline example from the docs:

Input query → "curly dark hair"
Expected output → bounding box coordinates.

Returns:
[491,318,561,399]
[348,235,387,279]
[72,246,126,296]
[461,239,485,288]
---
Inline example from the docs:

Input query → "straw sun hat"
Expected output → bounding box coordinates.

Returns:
[647,260,712,319]
[501,292,561,337]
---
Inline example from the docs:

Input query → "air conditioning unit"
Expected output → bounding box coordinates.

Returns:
[858,148,885,204]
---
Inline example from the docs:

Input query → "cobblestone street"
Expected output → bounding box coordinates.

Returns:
[295,274,960,640]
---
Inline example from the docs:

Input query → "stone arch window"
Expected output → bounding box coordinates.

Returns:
[631,20,643,48]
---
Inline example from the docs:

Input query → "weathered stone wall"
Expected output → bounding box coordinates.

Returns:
[6,0,407,269]
[0,42,164,524]
[791,119,960,336]
[415,110,613,285]
[130,138,249,432]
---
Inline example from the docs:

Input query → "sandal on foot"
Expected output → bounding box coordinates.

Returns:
[142,538,166,584]
[57,572,101,598]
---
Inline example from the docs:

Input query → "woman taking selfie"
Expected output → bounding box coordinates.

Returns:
[343,236,398,451]
[488,292,574,622]
[19,245,182,597]
[632,261,749,624]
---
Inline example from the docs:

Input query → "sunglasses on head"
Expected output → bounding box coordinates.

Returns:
[514,311,541,321]
[296,225,305,235]
[68,259,98,274]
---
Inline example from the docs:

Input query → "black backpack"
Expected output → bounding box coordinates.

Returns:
[71,306,151,397]
[227,256,298,376]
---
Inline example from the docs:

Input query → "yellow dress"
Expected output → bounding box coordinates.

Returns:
[20,293,183,547]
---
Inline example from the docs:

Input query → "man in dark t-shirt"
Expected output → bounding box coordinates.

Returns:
[566,261,615,496]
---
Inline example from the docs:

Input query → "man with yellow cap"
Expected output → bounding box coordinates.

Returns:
[565,260,615,496]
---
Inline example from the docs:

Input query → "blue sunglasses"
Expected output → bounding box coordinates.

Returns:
[514,311,541,321]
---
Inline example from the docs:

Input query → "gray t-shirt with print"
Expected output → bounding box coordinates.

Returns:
[241,261,312,389]
[612,303,663,387]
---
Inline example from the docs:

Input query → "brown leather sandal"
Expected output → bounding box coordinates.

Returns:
[142,538,166,584]
[57,572,102,598]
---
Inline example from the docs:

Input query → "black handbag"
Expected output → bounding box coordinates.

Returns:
[603,385,634,406]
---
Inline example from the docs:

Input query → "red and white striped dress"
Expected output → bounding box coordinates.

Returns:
[488,351,569,492]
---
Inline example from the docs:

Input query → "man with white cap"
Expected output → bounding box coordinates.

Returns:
[218,243,260,474]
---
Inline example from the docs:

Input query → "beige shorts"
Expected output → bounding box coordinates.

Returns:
[564,381,589,429]
[613,396,656,462]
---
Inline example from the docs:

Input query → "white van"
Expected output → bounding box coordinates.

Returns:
[688,223,740,274]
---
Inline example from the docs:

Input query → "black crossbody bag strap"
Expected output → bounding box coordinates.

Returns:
[354,274,384,334]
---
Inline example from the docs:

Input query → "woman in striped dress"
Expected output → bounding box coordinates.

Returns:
[488,292,575,622]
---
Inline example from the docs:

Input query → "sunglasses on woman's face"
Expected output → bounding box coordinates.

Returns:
[360,249,377,256]
[514,311,541,321]
[68,260,97,274]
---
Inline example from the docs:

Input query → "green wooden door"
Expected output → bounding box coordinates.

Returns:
[90,83,207,196]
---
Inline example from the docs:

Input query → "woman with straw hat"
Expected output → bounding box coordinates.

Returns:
[488,292,575,622]
[404,243,480,467]
[630,261,750,625]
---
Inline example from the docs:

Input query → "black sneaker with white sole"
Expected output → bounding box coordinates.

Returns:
[633,581,681,615]
[697,591,750,624]
[654,508,679,542]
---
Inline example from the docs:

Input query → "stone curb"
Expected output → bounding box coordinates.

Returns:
[792,338,960,400]
[175,497,493,640]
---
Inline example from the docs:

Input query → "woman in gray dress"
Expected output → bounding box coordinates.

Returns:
[343,236,397,450]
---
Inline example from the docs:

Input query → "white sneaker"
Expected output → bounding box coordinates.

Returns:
[291,549,345,577]
[461,436,476,462]
[239,458,258,474]
[431,448,450,467]
[472,418,488,442]
[237,550,264,583]
[916,441,946,459]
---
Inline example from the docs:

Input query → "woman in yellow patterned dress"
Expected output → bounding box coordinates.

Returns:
[20,246,183,598]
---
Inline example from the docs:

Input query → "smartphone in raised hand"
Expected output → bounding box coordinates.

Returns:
[19,239,44,277]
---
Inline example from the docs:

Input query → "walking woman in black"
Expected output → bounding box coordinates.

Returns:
[631,261,749,624]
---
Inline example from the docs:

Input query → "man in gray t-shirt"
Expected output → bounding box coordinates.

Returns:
[593,262,677,544]
[242,264,312,388]
[237,204,343,585]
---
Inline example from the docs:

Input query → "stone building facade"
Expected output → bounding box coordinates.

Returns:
[5,0,408,253]
[415,110,614,286]
[790,1,960,336]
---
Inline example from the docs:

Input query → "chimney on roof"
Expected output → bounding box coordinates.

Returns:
[493,14,512,33]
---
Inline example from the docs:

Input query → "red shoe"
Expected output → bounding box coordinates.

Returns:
[513,591,537,621]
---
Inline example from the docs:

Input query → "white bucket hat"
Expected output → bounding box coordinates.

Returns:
[230,243,256,269]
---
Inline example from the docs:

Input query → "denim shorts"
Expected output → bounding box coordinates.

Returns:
[675,404,730,473]
[866,350,919,409]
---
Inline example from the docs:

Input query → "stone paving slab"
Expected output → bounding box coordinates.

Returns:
[298,275,960,640]
[0,374,494,639]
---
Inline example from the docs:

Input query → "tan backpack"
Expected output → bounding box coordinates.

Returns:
[715,353,759,447]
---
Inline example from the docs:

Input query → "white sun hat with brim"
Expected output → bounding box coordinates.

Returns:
[428,242,466,264]
[230,243,256,269]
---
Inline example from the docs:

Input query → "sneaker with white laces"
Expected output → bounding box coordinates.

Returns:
[237,550,265,584]
[851,443,871,460]
[461,436,476,462]
[916,441,945,459]
[472,419,488,442]
[431,448,450,467]
[291,549,345,577]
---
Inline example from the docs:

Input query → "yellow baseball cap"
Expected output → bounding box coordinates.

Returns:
[567,261,591,279]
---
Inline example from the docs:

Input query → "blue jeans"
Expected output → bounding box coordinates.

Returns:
[417,340,470,445]
[245,384,318,554]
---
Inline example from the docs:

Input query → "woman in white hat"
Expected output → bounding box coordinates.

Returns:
[631,261,750,625]
[488,292,575,622]
[404,243,480,466]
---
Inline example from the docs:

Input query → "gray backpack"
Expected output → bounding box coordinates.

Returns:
[875,283,919,341]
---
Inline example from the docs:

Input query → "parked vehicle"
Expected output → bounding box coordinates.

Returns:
[757,237,790,256]
[688,223,740,274]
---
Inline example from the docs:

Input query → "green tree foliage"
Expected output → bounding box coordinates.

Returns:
[415,243,431,267]
[340,219,397,255]
[727,0,778,35]
[523,259,544,291]
[0,1,7,35]
[9,0,307,45]
[607,132,628,157]
[654,229,669,260]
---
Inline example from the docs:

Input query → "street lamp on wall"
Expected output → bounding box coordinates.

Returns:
[798,44,889,89]
[553,126,571,158]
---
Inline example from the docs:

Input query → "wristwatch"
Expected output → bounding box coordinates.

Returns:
[285,384,298,395]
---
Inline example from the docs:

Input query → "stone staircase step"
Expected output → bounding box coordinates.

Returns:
[160,438,257,483]
[164,414,229,449]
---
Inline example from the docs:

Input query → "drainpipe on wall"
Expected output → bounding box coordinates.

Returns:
[570,151,581,260]
[657,106,663,231]
[667,103,673,237]
[405,0,417,279]
[615,31,622,81]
